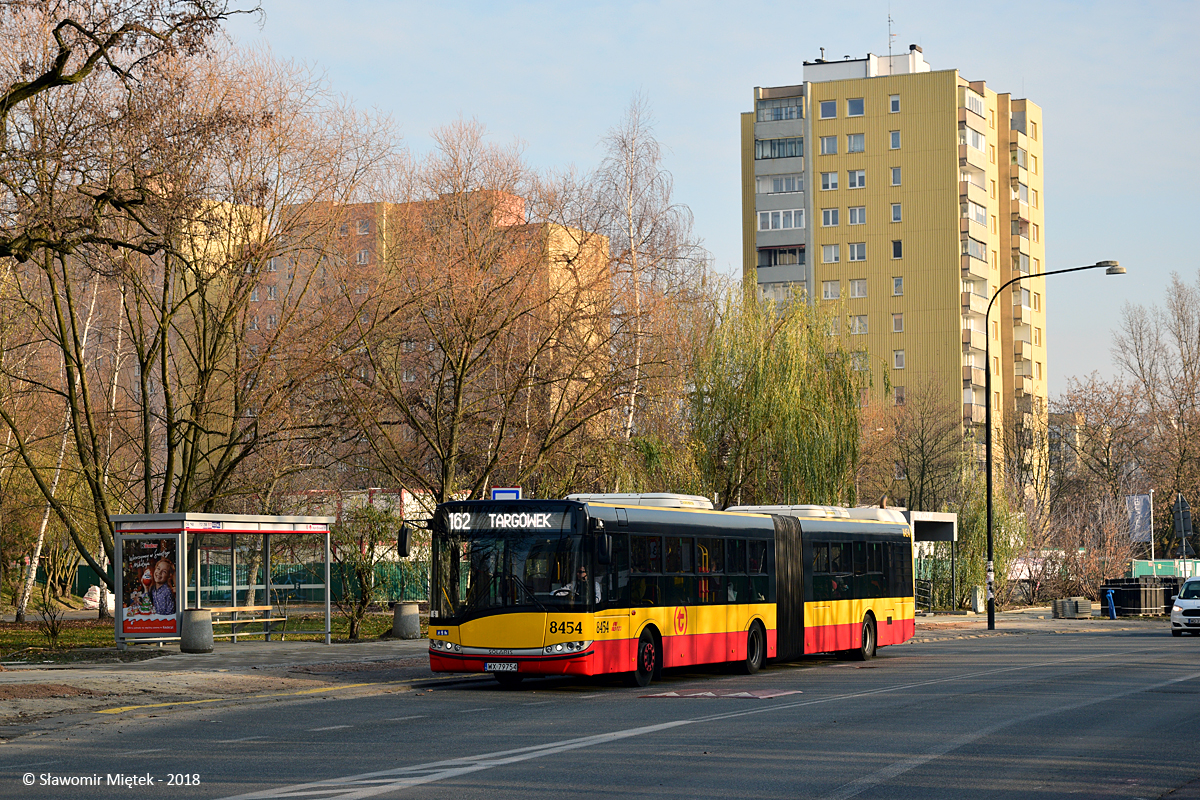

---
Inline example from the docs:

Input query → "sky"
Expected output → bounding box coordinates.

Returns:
[225,0,1199,396]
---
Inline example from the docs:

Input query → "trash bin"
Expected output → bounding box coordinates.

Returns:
[392,602,421,639]
[971,585,985,614]
[180,608,214,653]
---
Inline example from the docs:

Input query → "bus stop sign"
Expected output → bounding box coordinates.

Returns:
[491,487,522,501]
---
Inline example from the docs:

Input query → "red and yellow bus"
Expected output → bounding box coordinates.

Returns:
[427,495,914,687]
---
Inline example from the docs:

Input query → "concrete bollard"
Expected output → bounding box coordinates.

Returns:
[180,608,214,654]
[392,602,421,639]
[971,585,985,614]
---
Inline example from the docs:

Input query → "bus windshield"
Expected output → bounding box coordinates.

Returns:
[432,529,593,622]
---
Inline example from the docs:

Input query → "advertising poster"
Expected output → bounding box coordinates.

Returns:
[121,537,179,636]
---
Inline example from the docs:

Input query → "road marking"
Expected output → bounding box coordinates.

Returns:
[118,748,166,756]
[521,701,553,706]
[216,645,1176,800]
[641,690,801,699]
[309,725,351,732]
[217,736,267,743]
[0,760,60,770]
[455,707,492,713]
[819,667,1200,800]
[383,716,426,722]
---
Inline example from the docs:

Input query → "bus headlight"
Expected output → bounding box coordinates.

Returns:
[544,640,592,654]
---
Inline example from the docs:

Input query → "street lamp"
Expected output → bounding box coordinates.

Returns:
[983,259,1125,630]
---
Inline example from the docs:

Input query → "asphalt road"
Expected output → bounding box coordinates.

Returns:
[3,622,1199,799]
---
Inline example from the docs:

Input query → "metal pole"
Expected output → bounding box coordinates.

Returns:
[324,530,332,646]
[983,260,1123,631]
[1150,488,1155,563]
[264,533,272,642]
[231,533,237,643]
[951,539,956,610]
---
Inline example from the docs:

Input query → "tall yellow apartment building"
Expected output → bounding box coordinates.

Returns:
[742,46,1047,442]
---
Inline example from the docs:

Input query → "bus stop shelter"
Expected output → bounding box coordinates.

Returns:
[111,513,336,649]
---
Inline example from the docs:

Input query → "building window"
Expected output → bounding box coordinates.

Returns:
[249,287,259,302]
[895,385,906,405]
[249,316,258,331]
[849,278,867,298]
[990,179,996,198]
[267,285,278,300]
[848,169,865,189]
[356,282,369,295]
[847,133,865,153]
[993,355,1000,375]
[891,203,902,222]
[992,320,999,339]
[990,250,998,269]
[821,208,839,227]
[889,94,900,113]
[755,137,804,159]
[849,206,866,225]
[960,125,986,152]
[820,135,837,155]
[893,350,905,369]
[991,215,998,234]
[963,201,987,226]
[890,167,902,186]
[266,314,277,329]
[850,315,868,334]
[1030,120,1038,140]
[356,249,369,265]
[1030,154,1038,174]
[758,209,805,231]
[820,100,836,119]
[848,242,866,261]
[822,244,840,264]
[760,174,802,194]
[757,247,805,267]
[757,174,803,194]
[851,352,869,371]
[821,172,838,190]
[847,98,864,117]
[1032,292,1041,311]
[338,223,348,237]
[963,237,986,261]
[822,280,841,300]
[1034,361,1042,380]
[892,277,904,296]
[1033,326,1042,346]
[266,257,278,272]
[1031,188,1039,208]
[1032,223,1040,243]
[889,130,901,149]
[892,313,904,333]
[988,144,996,163]
[357,219,370,235]
[1033,257,1041,272]
[757,96,803,121]
[892,240,903,259]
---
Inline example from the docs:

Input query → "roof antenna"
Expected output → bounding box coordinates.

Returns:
[887,8,896,74]
[820,47,825,61]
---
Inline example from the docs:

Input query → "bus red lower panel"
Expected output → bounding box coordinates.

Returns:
[804,617,914,653]
[877,616,914,646]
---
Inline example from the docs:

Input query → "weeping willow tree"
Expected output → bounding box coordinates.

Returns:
[691,282,868,508]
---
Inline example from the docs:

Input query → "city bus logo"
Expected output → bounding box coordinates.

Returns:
[674,606,687,635]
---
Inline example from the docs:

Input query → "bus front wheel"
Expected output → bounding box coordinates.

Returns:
[738,623,765,674]
[852,616,877,661]
[629,629,657,688]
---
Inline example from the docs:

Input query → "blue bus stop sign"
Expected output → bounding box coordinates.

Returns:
[491,487,522,501]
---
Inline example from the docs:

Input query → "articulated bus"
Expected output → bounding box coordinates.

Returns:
[427,494,914,687]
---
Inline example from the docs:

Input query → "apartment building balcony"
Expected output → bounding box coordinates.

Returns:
[1011,235,1031,256]
[962,291,988,317]
[960,180,989,208]
[1012,304,1032,325]
[961,253,988,280]
[959,217,989,243]
[962,328,987,352]
[963,403,986,424]
[1013,374,1034,397]
[959,144,988,173]
[1013,339,1032,362]
[963,365,985,387]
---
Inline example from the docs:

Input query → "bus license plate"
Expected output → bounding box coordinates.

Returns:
[485,662,518,672]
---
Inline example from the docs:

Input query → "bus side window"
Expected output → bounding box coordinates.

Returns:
[665,537,693,574]
[631,535,661,573]
[813,542,829,574]
[726,539,747,603]
[748,540,769,602]
[853,541,867,576]
[829,543,845,574]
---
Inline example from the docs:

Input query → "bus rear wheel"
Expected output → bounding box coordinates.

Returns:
[852,616,877,661]
[629,629,657,688]
[738,623,765,674]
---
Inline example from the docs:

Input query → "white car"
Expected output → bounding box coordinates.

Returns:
[1170,579,1200,636]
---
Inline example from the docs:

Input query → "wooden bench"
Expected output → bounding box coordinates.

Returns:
[206,605,288,641]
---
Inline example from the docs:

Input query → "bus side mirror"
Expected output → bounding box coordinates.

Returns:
[398,525,412,558]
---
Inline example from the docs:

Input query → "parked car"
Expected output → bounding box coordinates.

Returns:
[1170,579,1200,636]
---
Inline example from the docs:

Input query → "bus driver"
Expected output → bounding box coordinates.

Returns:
[553,566,601,603]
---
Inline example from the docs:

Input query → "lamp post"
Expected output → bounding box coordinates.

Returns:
[983,259,1125,630]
